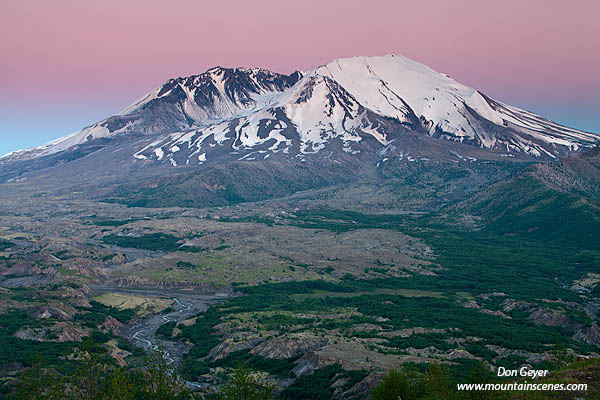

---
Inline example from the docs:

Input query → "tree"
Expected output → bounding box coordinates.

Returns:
[215,364,276,400]
[12,342,193,400]
[550,339,574,368]
[16,354,62,400]
[423,361,453,400]
[370,369,418,400]
[139,347,191,400]
[68,342,106,400]
[463,361,495,400]
[105,367,135,400]
[370,362,457,400]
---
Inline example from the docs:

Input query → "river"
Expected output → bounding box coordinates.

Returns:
[91,286,228,386]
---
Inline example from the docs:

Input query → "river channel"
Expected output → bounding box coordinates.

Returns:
[91,286,228,386]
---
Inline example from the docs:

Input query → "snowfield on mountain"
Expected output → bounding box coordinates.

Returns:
[2,54,598,170]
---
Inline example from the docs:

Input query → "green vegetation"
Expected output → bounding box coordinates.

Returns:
[5,342,192,399]
[2,143,598,398]
[0,310,74,367]
[92,218,140,227]
[369,357,600,400]
[212,350,300,378]
[102,233,181,252]
[213,364,276,400]
[166,207,598,398]
[178,308,222,379]
[278,208,599,300]
[465,173,600,249]
[281,364,366,400]
[4,167,600,397]
[108,161,351,208]
[156,321,176,338]
[0,238,15,250]
[74,300,135,328]
[370,362,456,400]
[290,288,445,301]
[175,275,591,395]
[102,233,204,253]
[176,261,198,269]
[101,253,117,262]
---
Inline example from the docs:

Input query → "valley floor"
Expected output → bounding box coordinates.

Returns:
[0,183,599,399]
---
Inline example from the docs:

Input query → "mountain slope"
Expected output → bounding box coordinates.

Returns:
[317,55,596,156]
[1,67,303,161]
[454,147,600,248]
[2,55,598,172]
[1,54,598,212]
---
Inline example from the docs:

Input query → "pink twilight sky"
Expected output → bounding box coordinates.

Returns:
[0,0,598,155]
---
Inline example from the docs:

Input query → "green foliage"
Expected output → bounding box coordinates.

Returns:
[109,161,351,208]
[464,361,495,386]
[0,309,38,335]
[371,362,456,400]
[102,233,184,252]
[0,239,15,251]
[550,339,576,368]
[370,368,422,400]
[385,332,454,351]
[74,300,135,328]
[67,340,109,400]
[92,219,139,227]
[212,350,299,378]
[166,207,597,392]
[178,308,222,380]
[462,342,497,360]
[182,357,211,379]
[214,364,276,400]
[462,173,600,249]
[220,216,276,227]
[281,364,344,400]
[102,253,117,262]
[591,283,600,297]
[0,310,74,367]
[11,345,191,400]
[277,208,600,306]
[74,310,106,328]
[176,261,199,269]
[156,321,177,338]
[105,368,135,400]
[139,348,188,399]
[278,364,366,400]
[257,314,314,330]
[179,268,590,383]
[423,361,453,399]
[116,337,134,353]
[438,168,471,181]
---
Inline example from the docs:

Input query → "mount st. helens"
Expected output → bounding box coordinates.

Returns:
[2,55,600,399]
[2,54,598,172]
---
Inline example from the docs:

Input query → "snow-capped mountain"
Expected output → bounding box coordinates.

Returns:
[2,54,598,169]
